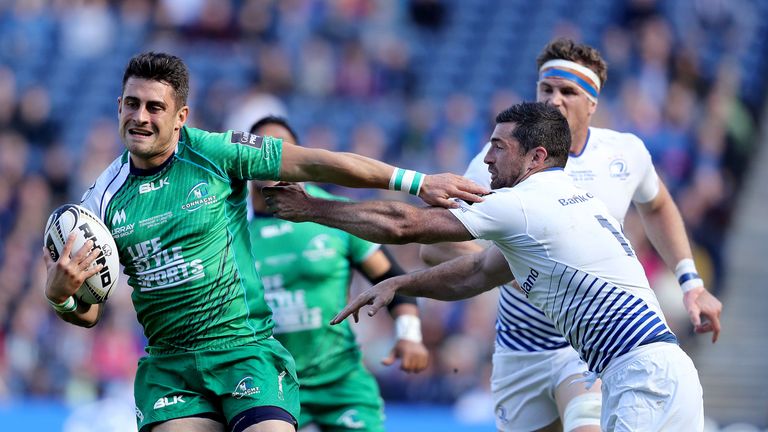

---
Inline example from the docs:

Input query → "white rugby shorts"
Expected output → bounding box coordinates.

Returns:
[600,342,704,432]
[491,344,591,431]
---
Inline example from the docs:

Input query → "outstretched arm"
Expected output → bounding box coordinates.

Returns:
[332,246,513,324]
[279,145,489,208]
[419,241,487,267]
[635,180,722,343]
[262,183,474,245]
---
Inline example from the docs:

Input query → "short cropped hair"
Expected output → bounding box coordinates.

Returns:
[249,116,300,145]
[495,102,570,167]
[536,38,608,87]
[122,52,190,110]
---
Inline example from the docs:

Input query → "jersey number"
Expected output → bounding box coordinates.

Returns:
[594,215,634,257]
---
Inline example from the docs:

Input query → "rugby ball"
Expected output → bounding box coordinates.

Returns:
[44,204,120,304]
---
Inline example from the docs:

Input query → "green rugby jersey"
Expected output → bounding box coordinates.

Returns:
[81,126,283,354]
[249,184,379,386]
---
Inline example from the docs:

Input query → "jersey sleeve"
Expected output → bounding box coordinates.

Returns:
[463,142,492,188]
[448,190,526,241]
[184,127,283,181]
[629,135,660,204]
[348,234,380,264]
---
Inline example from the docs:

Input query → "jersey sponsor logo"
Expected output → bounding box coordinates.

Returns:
[558,192,594,206]
[568,169,596,182]
[112,209,127,225]
[127,237,206,291]
[137,211,173,230]
[231,131,263,149]
[111,209,135,238]
[232,376,260,399]
[519,268,539,295]
[261,222,294,238]
[135,406,144,422]
[336,409,365,429]
[139,177,170,194]
[266,288,323,333]
[609,158,630,179]
[182,181,218,212]
[153,395,185,410]
[303,234,337,261]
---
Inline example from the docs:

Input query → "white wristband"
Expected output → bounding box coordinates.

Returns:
[48,295,77,313]
[389,168,425,196]
[674,259,704,293]
[394,314,422,343]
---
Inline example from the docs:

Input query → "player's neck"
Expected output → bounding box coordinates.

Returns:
[569,127,590,156]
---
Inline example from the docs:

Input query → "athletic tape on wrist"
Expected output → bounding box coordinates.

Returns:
[389,168,425,196]
[674,258,703,293]
[48,295,77,313]
[394,314,422,343]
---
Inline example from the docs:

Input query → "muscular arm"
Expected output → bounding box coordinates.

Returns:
[279,145,488,207]
[635,181,693,269]
[635,180,722,342]
[263,184,475,245]
[399,246,513,300]
[332,247,513,323]
[419,241,486,267]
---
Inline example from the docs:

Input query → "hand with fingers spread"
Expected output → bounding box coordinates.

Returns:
[419,173,489,208]
[683,286,722,343]
[43,233,103,304]
[331,278,401,325]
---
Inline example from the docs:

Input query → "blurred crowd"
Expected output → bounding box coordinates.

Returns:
[0,0,764,423]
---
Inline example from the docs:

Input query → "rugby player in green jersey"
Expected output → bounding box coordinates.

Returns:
[248,116,429,432]
[42,52,486,432]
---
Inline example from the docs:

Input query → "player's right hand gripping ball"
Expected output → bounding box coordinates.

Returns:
[44,204,120,304]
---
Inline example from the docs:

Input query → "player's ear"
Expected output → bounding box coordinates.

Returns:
[117,96,122,115]
[175,105,189,130]
[588,99,598,116]
[532,146,548,165]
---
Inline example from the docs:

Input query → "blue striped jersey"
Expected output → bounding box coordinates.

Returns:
[450,169,675,373]
[462,128,660,353]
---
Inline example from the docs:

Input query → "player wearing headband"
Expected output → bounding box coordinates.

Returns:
[420,38,721,432]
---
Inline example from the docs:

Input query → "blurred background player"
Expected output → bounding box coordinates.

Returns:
[420,38,722,432]
[248,116,429,431]
[42,51,483,432]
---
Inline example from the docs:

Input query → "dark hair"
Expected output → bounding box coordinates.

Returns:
[249,115,300,145]
[495,102,570,167]
[536,38,608,87]
[122,52,189,109]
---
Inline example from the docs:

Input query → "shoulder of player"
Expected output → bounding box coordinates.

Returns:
[457,187,520,210]
[589,127,648,152]
[80,152,130,216]
[180,126,230,150]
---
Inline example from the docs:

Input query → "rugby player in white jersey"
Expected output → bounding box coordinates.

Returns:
[415,38,722,432]
[262,101,705,431]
